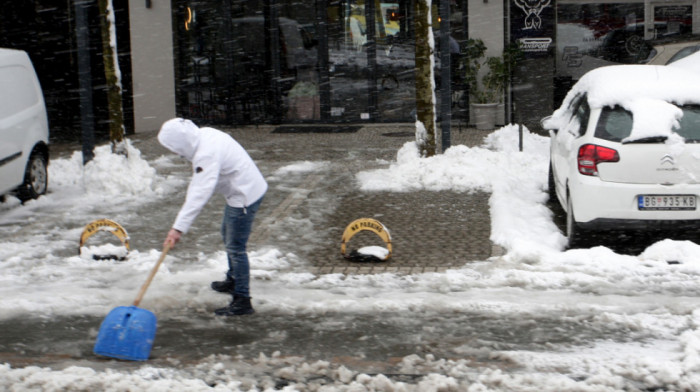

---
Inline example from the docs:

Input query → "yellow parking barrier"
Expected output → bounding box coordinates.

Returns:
[340,218,392,261]
[79,219,131,260]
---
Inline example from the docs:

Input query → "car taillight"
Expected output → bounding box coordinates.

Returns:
[577,144,619,176]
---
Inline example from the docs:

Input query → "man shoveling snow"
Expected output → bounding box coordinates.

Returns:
[158,118,267,316]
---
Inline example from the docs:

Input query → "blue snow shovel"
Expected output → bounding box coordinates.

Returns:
[93,244,171,361]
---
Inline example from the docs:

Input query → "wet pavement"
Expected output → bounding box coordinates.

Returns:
[2,122,511,377]
[5,123,700,391]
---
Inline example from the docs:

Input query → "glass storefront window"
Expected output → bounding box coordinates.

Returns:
[326,0,415,122]
[277,3,321,122]
[556,2,647,82]
[556,2,696,83]
[175,0,321,124]
[326,0,459,122]
[173,0,466,125]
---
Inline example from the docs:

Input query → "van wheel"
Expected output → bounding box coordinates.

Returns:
[16,152,47,203]
[566,194,587,248]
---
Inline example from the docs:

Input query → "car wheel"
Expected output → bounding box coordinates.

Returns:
[16,151,48,203]
[547,163,557,201]
[566,193,586,248]
[624,34,644,56]
[547,163,566,231]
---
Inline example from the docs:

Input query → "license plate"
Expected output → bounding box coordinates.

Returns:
[638,195,697,210]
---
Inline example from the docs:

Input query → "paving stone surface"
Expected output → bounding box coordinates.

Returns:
[231,123,501,274]
[54,122,503,274]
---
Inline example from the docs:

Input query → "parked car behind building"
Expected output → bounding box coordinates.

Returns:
[543,64,700,247]
[0,48,49,203]
[641,39,700,65]
[667,49,700,71]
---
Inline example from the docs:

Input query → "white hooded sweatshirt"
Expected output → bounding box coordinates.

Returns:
[158,118,268,233]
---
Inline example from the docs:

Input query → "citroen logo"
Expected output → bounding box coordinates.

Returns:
[660,154,675,165]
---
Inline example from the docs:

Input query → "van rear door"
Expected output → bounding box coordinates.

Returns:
[0,52,44,195]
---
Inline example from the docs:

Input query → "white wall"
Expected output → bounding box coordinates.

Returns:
[128,0,176,132]
[469,0,505,58]
[469,0,506,123]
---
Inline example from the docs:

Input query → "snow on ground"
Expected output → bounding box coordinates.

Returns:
[2,126,700,390]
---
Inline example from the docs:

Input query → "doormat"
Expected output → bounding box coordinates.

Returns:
[382,131,414,137]
[272,126,362,134]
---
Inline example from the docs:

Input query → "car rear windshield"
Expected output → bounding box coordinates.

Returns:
[595,105,700,143]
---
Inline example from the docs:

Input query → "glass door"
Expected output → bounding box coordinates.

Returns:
[326,0,371,121]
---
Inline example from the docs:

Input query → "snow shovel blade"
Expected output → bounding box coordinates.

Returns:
[93,305,157,361]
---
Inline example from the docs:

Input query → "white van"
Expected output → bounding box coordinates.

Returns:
[0,48,49,203]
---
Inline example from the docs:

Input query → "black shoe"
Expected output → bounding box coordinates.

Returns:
[214,296,255,316]
[211,277,235,293]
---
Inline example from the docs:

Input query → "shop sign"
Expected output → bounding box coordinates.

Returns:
[518,37,552,53]
[511,0,555,57]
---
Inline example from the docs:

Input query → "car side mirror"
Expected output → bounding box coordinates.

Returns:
[540,116,557,133]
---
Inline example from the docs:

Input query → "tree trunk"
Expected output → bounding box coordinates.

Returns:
[98,0,125,150]
[414,0,436,157]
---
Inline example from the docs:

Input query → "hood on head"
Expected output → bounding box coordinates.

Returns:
[158,118,201,160]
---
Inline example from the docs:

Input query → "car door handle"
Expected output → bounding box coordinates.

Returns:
[0,151,21,167]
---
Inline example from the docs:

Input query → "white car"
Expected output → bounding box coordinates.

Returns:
[0,48,49,203]
[543,64,700,247]
[644,40,700,65]
[668,49,700,73]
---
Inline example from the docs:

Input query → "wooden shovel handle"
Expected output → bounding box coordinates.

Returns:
[133,244,171,307]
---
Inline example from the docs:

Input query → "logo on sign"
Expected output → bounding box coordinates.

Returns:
[518,37,552,52]
[513,0,552,30]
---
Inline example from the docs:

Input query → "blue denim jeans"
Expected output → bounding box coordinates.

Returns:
[221,196,263,298]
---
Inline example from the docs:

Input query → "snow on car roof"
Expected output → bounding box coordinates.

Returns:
[544,65,700,141]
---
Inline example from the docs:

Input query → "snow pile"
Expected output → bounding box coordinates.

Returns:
[80,243,130,260]
[49,140,161,197]
[4,348,700,391]
[640,239,700,265]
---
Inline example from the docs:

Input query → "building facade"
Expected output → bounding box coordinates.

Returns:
[0,0,698,141]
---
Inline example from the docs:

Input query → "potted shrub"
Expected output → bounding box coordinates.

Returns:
[462,39,521,129]
[286,81,320,120]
